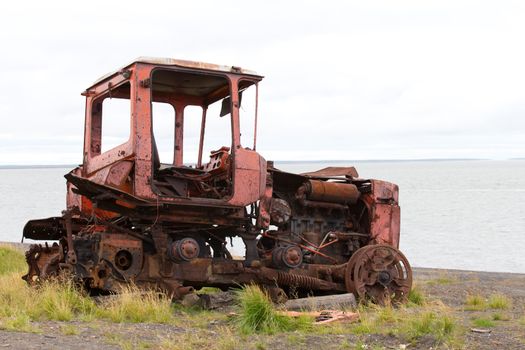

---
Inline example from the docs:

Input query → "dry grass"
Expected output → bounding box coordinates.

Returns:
[60,324,80,335]
[464,294,487,311]
[465,293,512,312]
[0,246,182,330]
[329,301,461,347]
[97,285,174,323]
[156,329,239,350]
[0,245,519,349]
[425,272,458,286]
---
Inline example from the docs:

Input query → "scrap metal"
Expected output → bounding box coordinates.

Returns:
[22,57,412,305]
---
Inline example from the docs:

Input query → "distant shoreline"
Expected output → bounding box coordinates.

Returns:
[1,158,523,170]
[0,164,78,169]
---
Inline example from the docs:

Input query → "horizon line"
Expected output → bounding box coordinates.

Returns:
[1,157,523,169]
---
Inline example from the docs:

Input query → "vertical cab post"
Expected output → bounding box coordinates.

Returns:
[173,104,184,166]
[133,64,156,199]
[197,106,208,168]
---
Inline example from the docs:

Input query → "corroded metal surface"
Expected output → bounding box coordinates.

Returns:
[22,57,410,304]
[345,244,412,305]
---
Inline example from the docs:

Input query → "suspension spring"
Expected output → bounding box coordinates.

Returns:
[276,271,321,289]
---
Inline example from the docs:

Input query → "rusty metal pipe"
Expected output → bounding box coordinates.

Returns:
[307,180,360,204]
[297,180,360,205]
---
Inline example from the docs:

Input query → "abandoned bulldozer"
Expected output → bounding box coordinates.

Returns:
[22,57,412,305]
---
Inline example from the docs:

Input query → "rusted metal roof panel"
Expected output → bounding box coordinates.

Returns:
[135,57,260,75]
[89,56,261,89]
[301,166,359,179]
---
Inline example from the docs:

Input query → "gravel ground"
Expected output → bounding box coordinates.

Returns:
[0,267,524,349]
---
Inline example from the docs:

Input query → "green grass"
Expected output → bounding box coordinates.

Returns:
[488,294,511,309]
[0,313,40,333]
[234,285,312,334]
[0,246,27,275]
[492,312,510,321]
[197,287,222,294]
[407,285,425,306]
[472,317,495,328]
[254,341,266,350]
[401,311,456,342]
[338,339,351,349]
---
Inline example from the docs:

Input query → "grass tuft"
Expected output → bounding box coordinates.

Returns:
[472,317,495,328]
[464,294,487,311]
[407,285,425,306]
[488,294,511,310]
[398,311,456,343]
[465,293,512,312]
[492,312,510,321]
[0,313,40,333]
[234,285,311,334]
[32,278,97,321]
[97,285,174,323]
[254,342,267,350]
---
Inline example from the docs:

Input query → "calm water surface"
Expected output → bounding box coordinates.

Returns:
[1,160,523,273]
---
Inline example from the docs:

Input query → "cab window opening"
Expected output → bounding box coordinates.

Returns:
[90,82,131,156]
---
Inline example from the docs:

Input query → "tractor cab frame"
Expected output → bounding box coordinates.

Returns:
[76,58,266,212]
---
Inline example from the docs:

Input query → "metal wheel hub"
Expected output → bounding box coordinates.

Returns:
[378,270,392,286]
[345,244,412,305]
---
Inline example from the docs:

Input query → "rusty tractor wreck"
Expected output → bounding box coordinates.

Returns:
[22,58,412,305]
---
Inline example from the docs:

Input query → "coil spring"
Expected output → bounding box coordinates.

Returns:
[276,271,321,289]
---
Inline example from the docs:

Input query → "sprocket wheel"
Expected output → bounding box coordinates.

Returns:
[345,244,412,305]
[22,243,61,284]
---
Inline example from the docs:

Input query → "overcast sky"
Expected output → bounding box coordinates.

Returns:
[0,0,524,165]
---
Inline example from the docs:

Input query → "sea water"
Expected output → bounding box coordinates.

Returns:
[1,160,523,273]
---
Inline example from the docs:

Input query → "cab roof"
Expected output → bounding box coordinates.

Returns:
[89,56,262,89]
